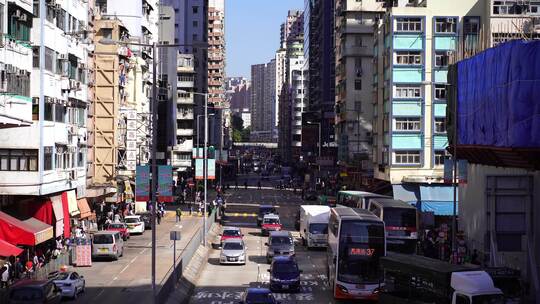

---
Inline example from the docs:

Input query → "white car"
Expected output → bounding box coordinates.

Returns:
[52,271,85,299]
[220,239,247,265]
[124,215,145,234]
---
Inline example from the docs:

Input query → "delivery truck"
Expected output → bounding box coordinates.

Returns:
[379,252,504,304]
[299,205,330,249]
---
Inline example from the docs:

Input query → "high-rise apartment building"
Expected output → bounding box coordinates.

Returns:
[303,0,336,160]
[372,0,487,212]
[334,0,385,187]
[250,62,275,142]
[208,0,225,107]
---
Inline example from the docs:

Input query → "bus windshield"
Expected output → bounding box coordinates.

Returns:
[384,208,416,228]
[338,221,385,284]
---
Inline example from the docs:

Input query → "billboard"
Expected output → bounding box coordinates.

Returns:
[135,165,150,201]
[158,165,173,203]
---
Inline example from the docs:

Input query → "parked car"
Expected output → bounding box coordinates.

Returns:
[106,222,130,240]
[124,215,145,234]
[8,279,62,304]
[220,239,246,265]
[51,271,85,299]
[265,231,295,263]
[238,288,279,304]
[91,231,124,260]
[257,205,277,226]
[220,226,243,246]
[268,256,302,292]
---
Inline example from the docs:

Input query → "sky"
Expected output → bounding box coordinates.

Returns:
[225,0,304,79]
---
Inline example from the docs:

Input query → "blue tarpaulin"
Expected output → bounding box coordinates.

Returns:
[393,184,456,216]
[456,40,540,148]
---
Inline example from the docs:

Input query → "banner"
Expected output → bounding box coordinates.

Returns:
[192,148,204,159]
[158,165,174,203]
[136,165,150,201]
[208,159,216,180]
[444,159,468,184]
[195,159,216,180]
[195,159,204,180]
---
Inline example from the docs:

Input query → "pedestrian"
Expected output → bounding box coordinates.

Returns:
[235,180,238,190]
[32,253,39,271]
[244,181,248,189]
[176,207,182,223]
[471,249,480,265]
[14,257,23,280]
[257,180,261,190]
[189,202,193,215]
[24,259,33,278]
[114,212,121,223]
[1,265,9,288]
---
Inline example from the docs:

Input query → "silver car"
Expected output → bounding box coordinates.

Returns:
[265,231,295,263]
[92,231,124,260]
[52,271,85,299]
[220,239,247,265]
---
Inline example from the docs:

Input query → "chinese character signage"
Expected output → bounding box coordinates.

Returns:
[136,165,150,201]
[158,165,173,203]
[195,159,216,180]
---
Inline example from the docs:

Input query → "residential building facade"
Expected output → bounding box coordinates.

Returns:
[303,0,336,160]
[372,0,485,213]
[334,0,385,187]
[208,0,225,107]
[174,54,195,174]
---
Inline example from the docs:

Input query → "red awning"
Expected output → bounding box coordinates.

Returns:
[0,239,23,257]
[0,211,54,246]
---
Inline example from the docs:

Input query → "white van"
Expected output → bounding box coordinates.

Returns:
[92,231,124,260]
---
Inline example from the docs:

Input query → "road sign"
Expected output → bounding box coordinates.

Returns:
[170,231,181,241]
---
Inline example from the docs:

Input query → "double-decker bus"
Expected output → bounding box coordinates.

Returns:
[327,206,386,300]
[336,191,390,209]
[367,198,418,254]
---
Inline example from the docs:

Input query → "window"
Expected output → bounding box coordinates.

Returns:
[44,101,54,121]
[45,47,55,72]
[435,118,447,133]
[33,47,39,68]
[435,52,450,67]
[434,150,449,166]
[54,104,65,123]
[192,6,199,14]
[463,17,480,34]
[0,149,38,171]
[55,145,67,170]
[354,79,362,90]
[493,1,528,15]
[394,151,421,165]
[193,21,198,27]
[192,34,198,41]
[395,51,422,65]
[394,85,421,98]
[101,28,112,39]
[455,294,471,304]
[435,17,457,33]
[395,117,421,131]
[396,18,422,32]
[44,147,53,170]
[435,85,447,99]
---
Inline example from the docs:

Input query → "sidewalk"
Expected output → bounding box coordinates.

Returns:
[73,211,204,304]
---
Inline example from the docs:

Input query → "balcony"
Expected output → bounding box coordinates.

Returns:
[177,80,194,88]
[208,63,224,69]
[209,39,224,46]
[342,46,372,57]
[171,159,192,168]
[342,20,377,35]
[176,111,194,120]
[177,97,194,104]
[177,129,194,136]
[209,80,222,86]
[174,139,193,152]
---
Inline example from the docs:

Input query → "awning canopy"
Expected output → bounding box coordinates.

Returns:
[67,190,80,216]
[0,113,32,129]
[0,239,23,257]
[393,184,456,216]
[77,199,92,219]
[0,211,54,246]
[50,195,64,237]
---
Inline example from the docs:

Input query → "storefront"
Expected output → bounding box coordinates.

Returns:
[0,211,54,246]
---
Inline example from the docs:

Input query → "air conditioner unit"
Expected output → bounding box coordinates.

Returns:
[18,70,26,76]
[77,62,85,69]
[446,51,453,56]
[55,4,61,11]
[58,54,68,60]
[13,10,21,19]
[68,170,76,181]
[76,81,82,90]
[19,14,27,22]
[446,18,454,23]
[69,79,77,89]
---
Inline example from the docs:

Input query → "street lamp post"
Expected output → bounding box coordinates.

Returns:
[180,90,209,246]
[98,38,207,304]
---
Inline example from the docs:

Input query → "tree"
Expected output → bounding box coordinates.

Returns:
[232,114,244,131]
[232,129,242,142]
[241,127,251,142]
